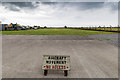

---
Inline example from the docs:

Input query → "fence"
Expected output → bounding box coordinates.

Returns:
[78,27,120,32]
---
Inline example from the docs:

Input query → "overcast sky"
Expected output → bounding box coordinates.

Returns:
[0,1,118,27]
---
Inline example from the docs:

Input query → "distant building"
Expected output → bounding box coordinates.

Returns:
[0,24,8,31]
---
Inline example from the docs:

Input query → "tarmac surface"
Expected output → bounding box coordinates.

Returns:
[88,33,119,47]
[2,35,118,78]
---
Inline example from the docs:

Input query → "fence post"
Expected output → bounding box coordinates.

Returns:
[104,25,105,31]
[94,26,96,30]
[118,25,120,32]
[110,25,112,31]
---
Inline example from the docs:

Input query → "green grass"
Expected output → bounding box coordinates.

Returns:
[2,28,116,35]
[105,39,110,40]
[0,31,2,35]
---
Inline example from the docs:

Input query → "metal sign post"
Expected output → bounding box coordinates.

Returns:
[42,55,70,76]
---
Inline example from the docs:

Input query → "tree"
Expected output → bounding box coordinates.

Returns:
[38,26,40,29]
[64,26,67,28]
[98,26,101,28]
[98,26,101,30]
[44,26,47,28]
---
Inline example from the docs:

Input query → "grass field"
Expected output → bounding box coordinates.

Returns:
[2,28,117,35]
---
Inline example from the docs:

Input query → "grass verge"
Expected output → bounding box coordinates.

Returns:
[2,28,117,35]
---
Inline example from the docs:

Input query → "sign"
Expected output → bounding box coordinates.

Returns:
[42,55,70,70]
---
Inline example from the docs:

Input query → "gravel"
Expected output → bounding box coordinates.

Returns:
[88,33,120,47]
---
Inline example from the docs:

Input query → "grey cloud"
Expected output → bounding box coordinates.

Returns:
[41,2,104,10]
[3,3,20,11]
[68,2,104,10]
[118,2,120,10]
[106,2,118,11]
[1,2,118,12]
[2,2,39,11]
[41,2,117,11]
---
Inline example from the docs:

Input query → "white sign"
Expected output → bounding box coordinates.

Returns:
[42,55,70,70]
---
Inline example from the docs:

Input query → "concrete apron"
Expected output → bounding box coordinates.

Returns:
[2,35,118,78]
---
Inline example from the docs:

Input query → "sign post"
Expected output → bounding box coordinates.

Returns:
[42,55,70,76]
